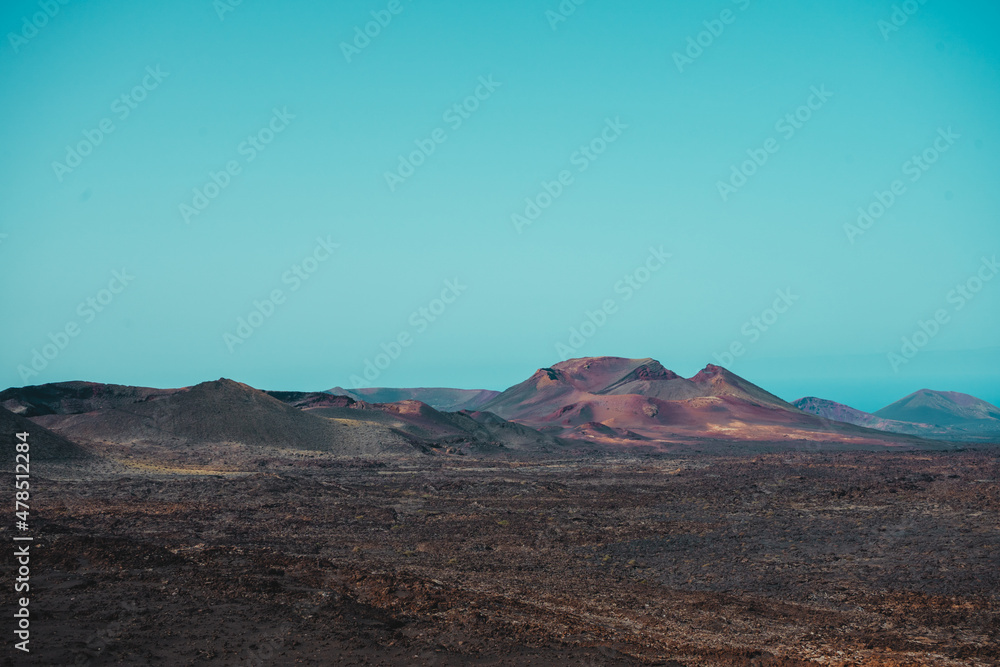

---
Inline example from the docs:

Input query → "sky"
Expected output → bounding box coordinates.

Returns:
[1,0,998,412]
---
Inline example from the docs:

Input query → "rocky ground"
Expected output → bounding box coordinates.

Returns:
[4,449,999,666]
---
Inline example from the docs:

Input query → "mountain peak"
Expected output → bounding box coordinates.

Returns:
[536,367,565,381]
[214,377,249,387]
[549,356,652,372]
[541,358,659,393]
[190,378,258,395]
[626,359,679,381]
[689,364,732,383]
[688,364,795,410]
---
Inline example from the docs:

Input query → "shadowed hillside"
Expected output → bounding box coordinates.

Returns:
[29,379,416,457]
[0,406,90,461]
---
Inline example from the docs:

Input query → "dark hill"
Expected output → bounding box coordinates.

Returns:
[31,379,414,456]
[0,406,90,461]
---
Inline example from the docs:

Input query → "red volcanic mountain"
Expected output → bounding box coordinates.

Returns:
[481,357,921,446]
[482,358,793,417]
[482,358,795,421]
[327,387,500,412]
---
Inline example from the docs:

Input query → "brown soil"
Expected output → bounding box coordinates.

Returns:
[4,450,999,666]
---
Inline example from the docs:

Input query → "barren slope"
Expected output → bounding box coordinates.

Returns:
[30,379,415,458]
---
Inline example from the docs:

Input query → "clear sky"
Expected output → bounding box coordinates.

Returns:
[2,0,998,412]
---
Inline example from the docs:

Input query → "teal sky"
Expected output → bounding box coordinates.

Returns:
[2,0,998,412]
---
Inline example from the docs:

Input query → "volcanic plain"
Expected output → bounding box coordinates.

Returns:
[3,449,997,666]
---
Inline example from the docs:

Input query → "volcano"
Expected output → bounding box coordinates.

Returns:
[480,357,925,446]
[26,379,416,458]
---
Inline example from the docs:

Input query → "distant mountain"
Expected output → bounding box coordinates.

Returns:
[327,387,500,412]
[794,397,932,434]
[794,393,1000,442]
[875,389,1000,426]
[480,357,921,447]
[0,406,90,461]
